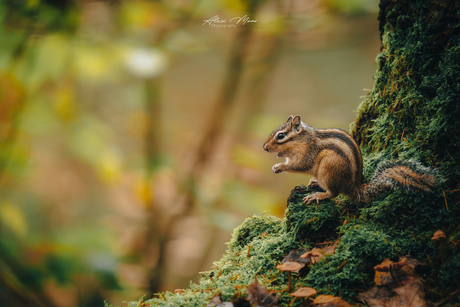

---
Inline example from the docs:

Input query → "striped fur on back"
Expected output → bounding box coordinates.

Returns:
[316,128,363,186]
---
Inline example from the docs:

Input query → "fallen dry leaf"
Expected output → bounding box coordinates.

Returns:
[245,277,278,307]
[321,239,340,255]
[358,278,431,307]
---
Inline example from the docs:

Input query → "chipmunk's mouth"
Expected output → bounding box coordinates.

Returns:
[277,152,284,158]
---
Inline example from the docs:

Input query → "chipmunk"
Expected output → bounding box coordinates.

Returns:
[263,115,436,205]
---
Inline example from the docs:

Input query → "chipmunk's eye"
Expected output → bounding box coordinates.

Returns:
[277,133,286,140]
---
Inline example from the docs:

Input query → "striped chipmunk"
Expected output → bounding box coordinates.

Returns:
[263,115,436,205]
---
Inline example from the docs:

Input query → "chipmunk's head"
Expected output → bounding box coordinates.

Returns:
[263,114,308,156]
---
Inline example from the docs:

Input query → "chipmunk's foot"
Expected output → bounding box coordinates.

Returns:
[303,192,332,206]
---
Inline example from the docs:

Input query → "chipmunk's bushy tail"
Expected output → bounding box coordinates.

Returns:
[358,160,437,203]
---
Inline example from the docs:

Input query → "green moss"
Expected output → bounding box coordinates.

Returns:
[285,185,341,241]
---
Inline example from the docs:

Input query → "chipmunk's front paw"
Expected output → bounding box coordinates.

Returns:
[272,164,283,173]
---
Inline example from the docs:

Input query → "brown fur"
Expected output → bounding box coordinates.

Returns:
[380,166,435,191]
[264,115,435,205]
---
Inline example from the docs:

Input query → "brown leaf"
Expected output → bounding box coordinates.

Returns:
[312,295,354,307]
[358,277,433,307]
[245,278,278,307]
[321,239,340,255]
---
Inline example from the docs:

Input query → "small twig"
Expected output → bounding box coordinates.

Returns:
[337,260,347,271]
[260,274,269,283]
[401,129,406,141]
[450,289,460,297]
[443,191,449,210]
[287,297,297,307]
[269,271,282,282]
[227,251,238,264]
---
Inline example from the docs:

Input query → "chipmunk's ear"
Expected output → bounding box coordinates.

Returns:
[292,115,303,133]
[286,115,294,122]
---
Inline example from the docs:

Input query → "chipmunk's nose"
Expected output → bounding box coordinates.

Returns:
[263,143,269,152]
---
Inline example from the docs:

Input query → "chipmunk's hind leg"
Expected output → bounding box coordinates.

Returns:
[304,154,344,205]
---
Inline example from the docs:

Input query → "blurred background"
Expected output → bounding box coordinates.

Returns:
[0,0,380,306]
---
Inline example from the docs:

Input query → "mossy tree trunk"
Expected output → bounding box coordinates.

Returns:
[351,0,460,190]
